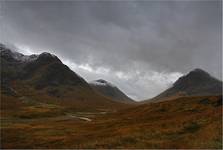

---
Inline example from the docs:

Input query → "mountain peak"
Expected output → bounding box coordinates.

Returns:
[39,52,57,58]
[1,44,89,91]
[89,79,134,103]
[91,79,115,87]
[149,68,222,102]
[0,44,38,62]
[0,44,59,63]
[174,68,214,88]
[96,79,109,84]
[36,52,61,64]
[187,68,210,77]
[192,68,207,73]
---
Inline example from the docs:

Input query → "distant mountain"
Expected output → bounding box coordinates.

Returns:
[90,79,135,103]
[147,68,222,102]
[0,43,128,109]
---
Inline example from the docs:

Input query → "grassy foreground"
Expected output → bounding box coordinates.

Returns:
[1,94,222,149]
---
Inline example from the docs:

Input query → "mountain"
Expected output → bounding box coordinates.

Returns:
[147,68,222,102]
[0,44,128,110]
[90,79,135,103]
[1,44,88,93]
[1,44,222,149]
[22,52,89,89]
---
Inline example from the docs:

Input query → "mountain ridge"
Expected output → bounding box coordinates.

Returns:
[1,43,129,109]
[90,79,135,103]
[145,68,222,103]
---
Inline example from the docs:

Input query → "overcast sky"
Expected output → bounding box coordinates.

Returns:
[0,1,222,100]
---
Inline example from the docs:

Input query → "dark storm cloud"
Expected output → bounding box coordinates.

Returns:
[0,1,221,100]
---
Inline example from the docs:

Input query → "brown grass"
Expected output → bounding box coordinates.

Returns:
[1,93,222,149]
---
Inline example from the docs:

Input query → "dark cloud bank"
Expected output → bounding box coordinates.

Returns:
[0,1,221,100]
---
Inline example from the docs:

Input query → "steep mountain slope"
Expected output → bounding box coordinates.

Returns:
[1,44,88,94]
[147,68,222,102]
[1,44,88,88]
[90,79,135,103]
[0,44,128,110]
[22,52,89,90]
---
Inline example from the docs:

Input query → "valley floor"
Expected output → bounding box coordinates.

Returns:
[1,95,222,149]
